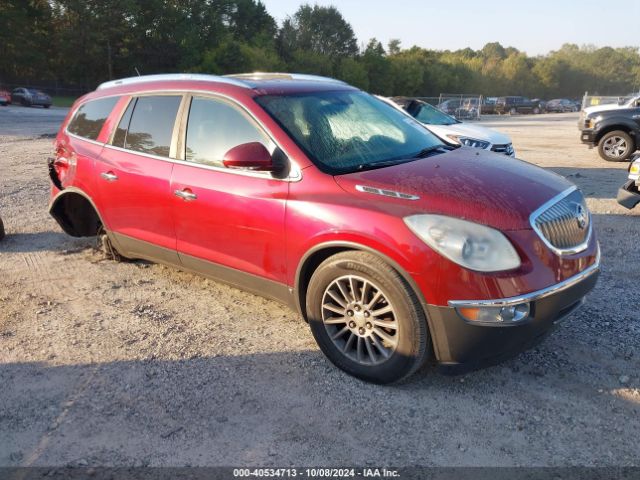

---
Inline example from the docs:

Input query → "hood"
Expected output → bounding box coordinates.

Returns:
[334,147,574,231]
[425,122,512,145]
[583,102,632,115]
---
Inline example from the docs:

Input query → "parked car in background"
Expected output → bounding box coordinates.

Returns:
[49,73,599,384]
[11,87,52,108]
[0,89,10,106]
[437,98,471,118]
[495,96,542,115]
[580,104,640,161]
[481,97,497,114]
[532,98,547,112]
[382,96,515,156]
[546,99,579,113]
[617,155,640,209]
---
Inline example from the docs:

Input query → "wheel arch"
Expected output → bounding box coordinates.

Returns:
[594,122,636,144]
[294,241,428,323]
[48,187,106,237]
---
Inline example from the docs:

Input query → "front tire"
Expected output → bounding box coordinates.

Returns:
[598,131,635,162]
[306,251,430,384]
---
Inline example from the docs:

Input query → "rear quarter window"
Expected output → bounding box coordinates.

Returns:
[67,97,120,141]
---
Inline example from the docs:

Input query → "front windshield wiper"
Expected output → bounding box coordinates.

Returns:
[348,144,454,173]
[412,144,456,158]
[353,157,415,172]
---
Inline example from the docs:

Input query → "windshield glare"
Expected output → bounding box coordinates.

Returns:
[406,101,457,126]
[255,91,443,174]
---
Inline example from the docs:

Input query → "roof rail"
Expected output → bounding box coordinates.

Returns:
[224,72,347,85]
[96,73,249,91]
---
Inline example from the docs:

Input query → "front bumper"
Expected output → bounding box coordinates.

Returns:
[580,129,596,145]
[617,179,640,209]
[424,259,600,374]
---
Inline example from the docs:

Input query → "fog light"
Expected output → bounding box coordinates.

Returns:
[500,304,530,322]
[456,303,530,324]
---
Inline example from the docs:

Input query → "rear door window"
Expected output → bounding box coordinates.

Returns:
[185,96,270,167]
[124,96,182,158]
[67,96,120,140]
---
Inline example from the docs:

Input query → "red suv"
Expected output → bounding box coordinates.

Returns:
[49,73,600,383]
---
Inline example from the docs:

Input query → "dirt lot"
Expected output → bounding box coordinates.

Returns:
[0,106,639,467]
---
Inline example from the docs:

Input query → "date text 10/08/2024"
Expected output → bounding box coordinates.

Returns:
[232,468,400,478]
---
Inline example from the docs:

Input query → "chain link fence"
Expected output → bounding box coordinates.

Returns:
[0,80,88,100]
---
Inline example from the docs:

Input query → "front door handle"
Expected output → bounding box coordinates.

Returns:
[100,171,118,182]
[174,189,197,201]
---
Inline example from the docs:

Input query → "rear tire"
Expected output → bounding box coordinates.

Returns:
[0,216,5,241]
[533,107,540,114]
[598,131,635,162]
[44,104,50,109]
[306,251,430,384]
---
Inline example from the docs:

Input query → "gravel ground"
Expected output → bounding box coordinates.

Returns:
[0,106,638,467]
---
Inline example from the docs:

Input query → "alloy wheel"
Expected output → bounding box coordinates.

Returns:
[603,136,629,159]
[321,275,398,366]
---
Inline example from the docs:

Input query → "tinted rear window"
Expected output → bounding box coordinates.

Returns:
[67,97,120,140]
[125,96,182,157]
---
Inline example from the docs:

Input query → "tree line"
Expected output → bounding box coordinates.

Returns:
[2,0,639,98]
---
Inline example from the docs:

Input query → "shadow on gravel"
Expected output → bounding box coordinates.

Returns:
[0,231,91,253]
[0,351,637,467]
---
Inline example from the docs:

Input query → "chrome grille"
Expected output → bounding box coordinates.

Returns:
[531,188,591,254]
[491,143,515,156]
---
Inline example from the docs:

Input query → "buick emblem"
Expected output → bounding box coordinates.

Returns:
[574,204,588,230]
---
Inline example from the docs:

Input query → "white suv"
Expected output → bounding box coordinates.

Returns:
[378,96,515,156]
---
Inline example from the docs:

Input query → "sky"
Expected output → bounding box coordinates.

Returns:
[261,0,638,56]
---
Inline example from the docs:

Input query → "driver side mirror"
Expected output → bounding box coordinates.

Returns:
[223,142,274,171]
[222,142,290,179]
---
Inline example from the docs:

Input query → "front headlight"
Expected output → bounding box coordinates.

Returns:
[629,160,640,180]
[446,135,491,150]
[404,214,521,272]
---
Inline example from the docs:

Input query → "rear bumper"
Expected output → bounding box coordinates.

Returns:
[424,259,600,374]
[617,179,640,209]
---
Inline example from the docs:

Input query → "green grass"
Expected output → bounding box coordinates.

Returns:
[51,96,78,108]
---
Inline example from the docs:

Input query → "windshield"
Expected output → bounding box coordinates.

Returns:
[406,101,457,126]
[624,96,640,106]
[255,91,444,174]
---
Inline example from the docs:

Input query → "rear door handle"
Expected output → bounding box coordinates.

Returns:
[174,189,197,201]
[100,172,118,182]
